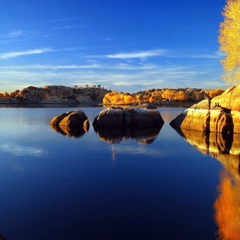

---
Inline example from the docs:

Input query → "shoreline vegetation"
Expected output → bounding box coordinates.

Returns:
[0,85,224,107]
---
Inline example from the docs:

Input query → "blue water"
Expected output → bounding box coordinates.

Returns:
[0,107,223,240]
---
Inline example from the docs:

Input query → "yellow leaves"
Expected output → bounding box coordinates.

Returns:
[219,0,240,84]
[103,91,133,105]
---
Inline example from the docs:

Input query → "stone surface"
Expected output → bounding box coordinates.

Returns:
[170,85,240,133]
[93,104,164,128]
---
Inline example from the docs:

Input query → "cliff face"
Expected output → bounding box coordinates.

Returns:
[170,85,240,133]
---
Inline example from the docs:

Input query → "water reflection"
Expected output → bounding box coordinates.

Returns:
[94,125,163,145]
[170,127,240,240]
[50,124,89,138]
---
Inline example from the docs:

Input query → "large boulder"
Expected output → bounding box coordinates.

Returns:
[93,104,164,129]
[93,104,164,144]
[170,85,240,133]
[50,110,89,137]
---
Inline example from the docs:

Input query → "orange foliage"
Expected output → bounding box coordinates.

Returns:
[103,88,225,104]
[173,91,189,101]
[161,89,176,101]
[103,92,133,105]
[205,89,224,99]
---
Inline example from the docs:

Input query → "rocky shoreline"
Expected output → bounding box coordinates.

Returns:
[0,85,224,106]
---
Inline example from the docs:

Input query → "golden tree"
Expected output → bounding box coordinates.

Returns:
[219,0,240,84]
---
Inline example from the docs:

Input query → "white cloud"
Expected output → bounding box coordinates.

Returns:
[0,48,52,60]
[106,49,167,59]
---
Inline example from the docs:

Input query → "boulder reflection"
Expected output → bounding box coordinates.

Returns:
[50,124,89,138]
[94,125,163,145]
[171,127,240,240]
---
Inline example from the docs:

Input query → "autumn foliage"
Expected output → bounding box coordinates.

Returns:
[103,88,224,105]
[219,0,240,84]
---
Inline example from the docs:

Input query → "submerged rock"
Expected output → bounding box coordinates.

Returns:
[170,85,240,133]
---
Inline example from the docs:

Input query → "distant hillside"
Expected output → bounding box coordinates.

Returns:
[0,85,110,104]
[0,85,224,105]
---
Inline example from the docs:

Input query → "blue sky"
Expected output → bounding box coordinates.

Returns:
[0,0,227,93]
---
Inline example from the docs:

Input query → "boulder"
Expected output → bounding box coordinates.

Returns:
[170,85,240,133]
[93,104,164,129]
[50,110,89,137]
[58,110,88,127]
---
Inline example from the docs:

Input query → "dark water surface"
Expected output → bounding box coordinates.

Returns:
[0,107,230,240]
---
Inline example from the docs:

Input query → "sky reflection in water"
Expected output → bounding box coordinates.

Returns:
[0,107,236,240]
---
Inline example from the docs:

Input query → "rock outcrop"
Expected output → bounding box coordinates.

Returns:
[170,85,240,133]
[50,110,89,138]
[93,104,164,129]
[13,85,110,103]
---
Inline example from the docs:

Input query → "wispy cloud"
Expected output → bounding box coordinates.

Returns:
[0,61,224,93]
[52,25,85,30]
[168,51,224,59]
[0,48,52,60]
[106,49,167,59]
[43,16,83,23]
[8,30,23,38]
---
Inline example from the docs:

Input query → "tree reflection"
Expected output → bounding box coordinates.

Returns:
[214,170,240,240]
[170,126,240,240]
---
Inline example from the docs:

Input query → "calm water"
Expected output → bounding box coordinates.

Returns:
[0,107,232,240]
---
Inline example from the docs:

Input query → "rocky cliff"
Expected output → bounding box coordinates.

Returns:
[170,85,240,133]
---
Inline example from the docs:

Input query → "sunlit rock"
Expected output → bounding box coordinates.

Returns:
[170,85,240,133]
[49,110,89,138]
[93,104,164,129]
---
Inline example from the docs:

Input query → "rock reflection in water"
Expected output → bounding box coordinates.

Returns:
[50,124,89,138]
[170,126,240,240]
[94,125,163,145]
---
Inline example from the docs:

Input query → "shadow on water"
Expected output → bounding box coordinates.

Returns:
[170,126,240,240]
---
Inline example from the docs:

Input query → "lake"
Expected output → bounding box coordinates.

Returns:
[0,106,237,240]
